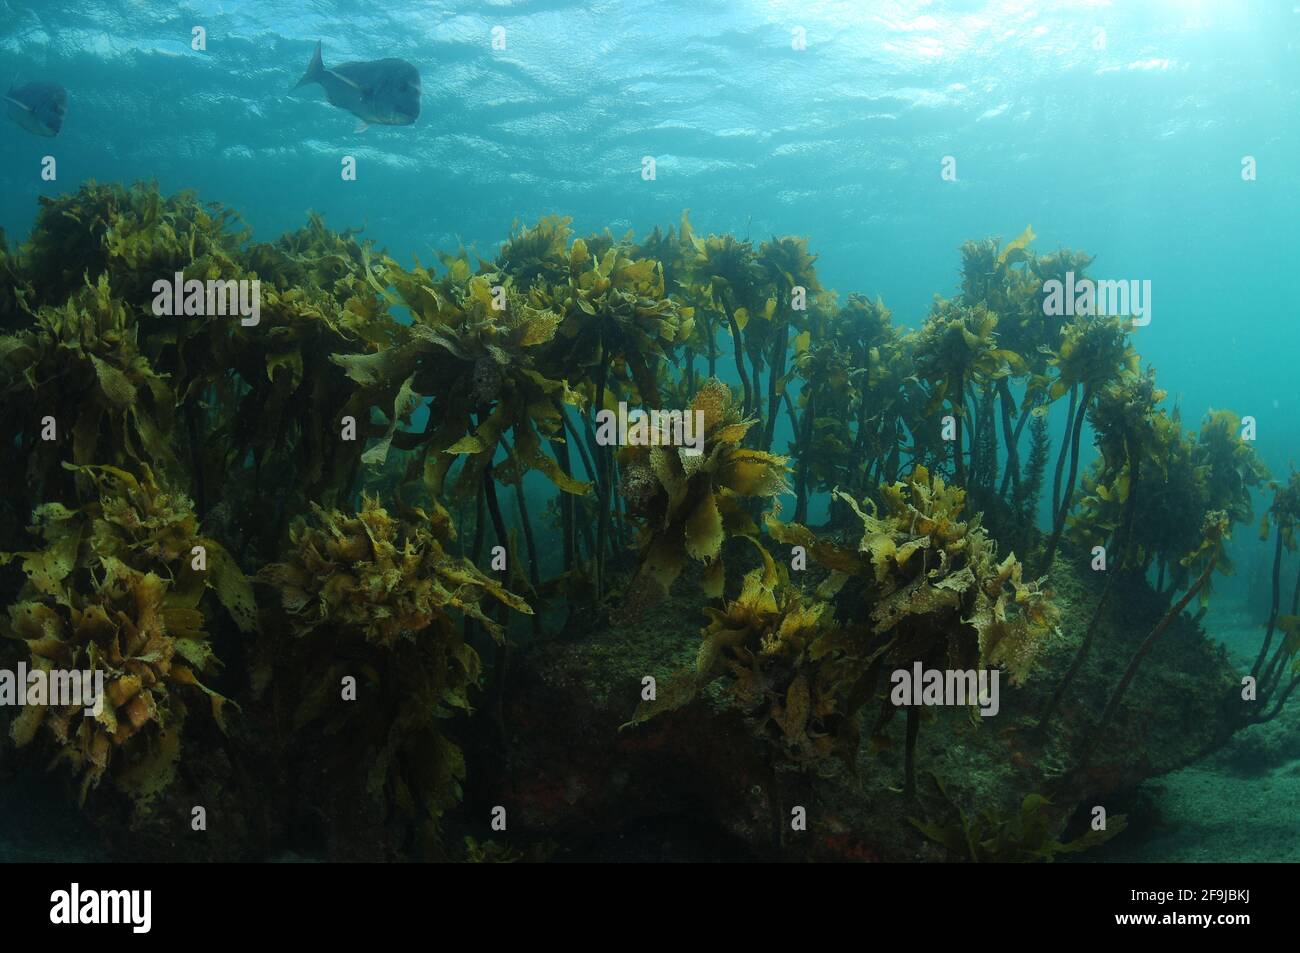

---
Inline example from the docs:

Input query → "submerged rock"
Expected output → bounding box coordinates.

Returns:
[477,552,1237,861]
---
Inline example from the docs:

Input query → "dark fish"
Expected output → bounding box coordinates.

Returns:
[294,40,420,132]
[4,81,67,137]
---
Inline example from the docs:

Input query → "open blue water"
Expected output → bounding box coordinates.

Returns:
[4,0,1297,598]
[1,0,1299,862]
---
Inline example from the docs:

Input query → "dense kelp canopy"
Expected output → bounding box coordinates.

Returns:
[0,182,1288,859]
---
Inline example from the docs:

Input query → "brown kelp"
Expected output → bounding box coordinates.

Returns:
[619,377,788,609]
[764,465,1058,796]
[0,181,1291,862]
[258,496,531,852]
[1243,470,1300,720]
[2,463,244,806]
[623,463,1058,802]
[911,774,1125,862]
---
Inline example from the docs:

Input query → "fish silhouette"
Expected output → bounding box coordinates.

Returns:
[5,81,67,137]
[294,41,420,133]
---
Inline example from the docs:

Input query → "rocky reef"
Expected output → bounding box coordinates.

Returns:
[0,183,1290,861]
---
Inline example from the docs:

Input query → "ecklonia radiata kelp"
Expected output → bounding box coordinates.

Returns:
[258,495,533,849]
[768,465,1059,688]
[622,539,848,765]
[2,462,241,808]
[260,494,532,647]
[620,378,788,606]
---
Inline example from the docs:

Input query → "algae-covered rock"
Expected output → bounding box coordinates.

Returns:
[479,549,1235,861]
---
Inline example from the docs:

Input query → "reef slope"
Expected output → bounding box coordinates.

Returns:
[478,550,1236,861]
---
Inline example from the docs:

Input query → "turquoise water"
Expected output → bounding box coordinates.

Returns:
[2,0,1299,861]
[4,0,1296,596]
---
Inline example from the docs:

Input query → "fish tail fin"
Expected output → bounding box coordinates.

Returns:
[294,40,325,89]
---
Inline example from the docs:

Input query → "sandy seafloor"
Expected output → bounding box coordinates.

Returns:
[2,601,1295,863]
[1084,601,1300,864]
